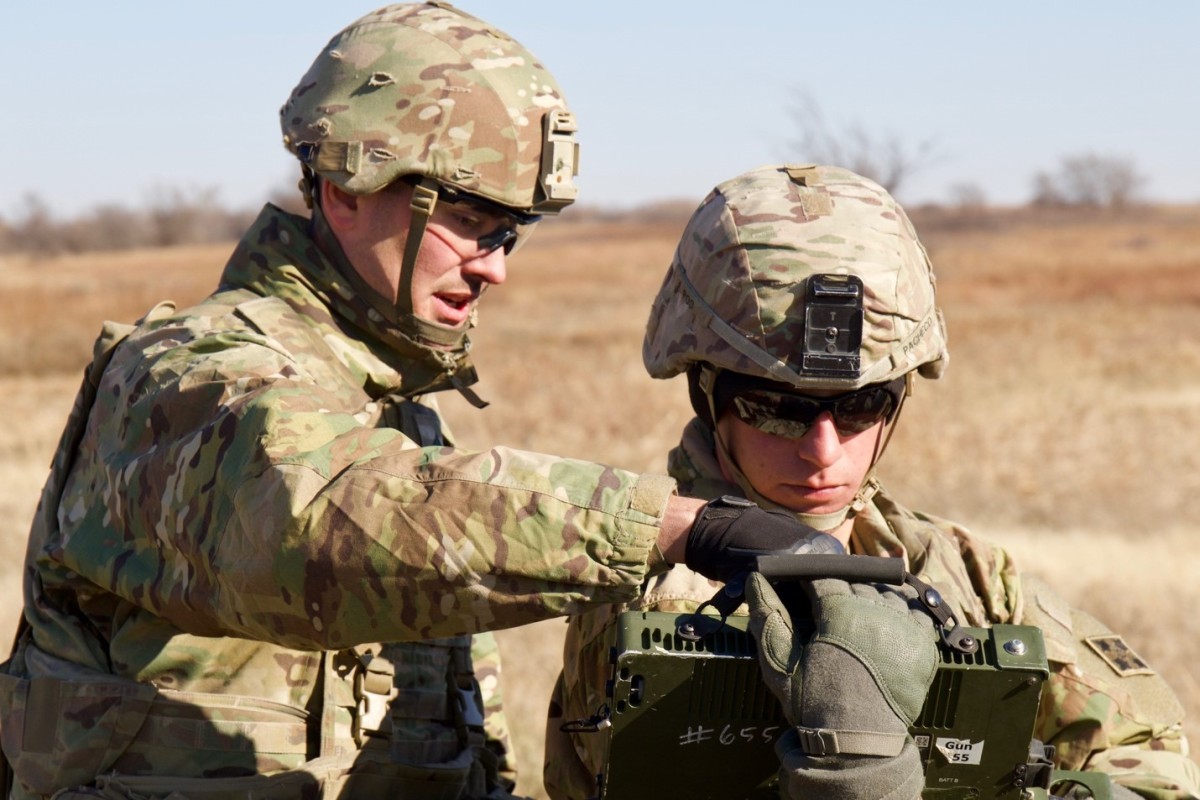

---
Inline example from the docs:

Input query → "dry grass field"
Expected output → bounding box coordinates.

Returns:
[1,205,1198,797]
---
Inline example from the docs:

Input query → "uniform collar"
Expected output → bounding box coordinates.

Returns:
[218,204,480,400]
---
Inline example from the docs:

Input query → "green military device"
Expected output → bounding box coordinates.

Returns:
[567,554,1114,800]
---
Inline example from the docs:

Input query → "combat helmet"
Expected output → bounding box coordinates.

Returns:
[279,2,580,400]
[643,164,948,527]
[280,2,578,214]
[645,163,945,391]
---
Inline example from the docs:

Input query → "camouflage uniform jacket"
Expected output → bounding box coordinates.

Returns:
[0,205,675,800]
[545,419,1199,800]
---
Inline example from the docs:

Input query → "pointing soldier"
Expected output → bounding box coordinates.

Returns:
[0,7,817,799]
[546,164,1200,799]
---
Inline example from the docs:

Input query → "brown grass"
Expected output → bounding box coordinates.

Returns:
[1,208,1198,797]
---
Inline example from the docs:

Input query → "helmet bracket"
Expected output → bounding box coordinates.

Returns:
[536,110,580,212]
[801,274,863,378]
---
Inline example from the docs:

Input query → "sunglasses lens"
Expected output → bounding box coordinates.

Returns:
[432,182,540,258]
[730,384,898,439]
[731,393,820,439]
[477,225,520,255]
[832,388,895,434]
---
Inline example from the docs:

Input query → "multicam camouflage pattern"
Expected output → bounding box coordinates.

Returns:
[1021,577,1200,799]
[1,204,674,799]
[643,164,948,391]
[545,420,1200,800]
[280,2,579,213]
[470,631,518,788]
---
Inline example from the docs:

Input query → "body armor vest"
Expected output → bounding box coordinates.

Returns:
[0,307,500,800]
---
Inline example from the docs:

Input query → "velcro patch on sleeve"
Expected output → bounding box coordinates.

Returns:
[630,474,676,518]
[1084,634,1155,677]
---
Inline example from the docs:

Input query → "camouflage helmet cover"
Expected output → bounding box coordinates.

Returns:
[280,2,579,214]
[643,164,948,391]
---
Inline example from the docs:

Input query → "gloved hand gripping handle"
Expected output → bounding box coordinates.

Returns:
[755,554,979,654]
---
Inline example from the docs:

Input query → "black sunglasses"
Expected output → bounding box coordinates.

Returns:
[428,182,542,256]
[729,378,906,439]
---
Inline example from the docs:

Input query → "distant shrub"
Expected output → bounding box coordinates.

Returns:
[1,188,259,257]
[1031,153,1145,209]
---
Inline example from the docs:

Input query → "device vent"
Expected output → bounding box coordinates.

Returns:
[943,644,988,666]
[916,668,962,729]
[687,658,785,721]
[639,623,758,657]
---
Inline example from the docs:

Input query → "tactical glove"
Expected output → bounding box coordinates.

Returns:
[685,495,839,584]
[746,571,939,800]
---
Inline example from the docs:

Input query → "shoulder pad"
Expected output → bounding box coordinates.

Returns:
[1018,574,1076,664]
[1019,575,1185,728]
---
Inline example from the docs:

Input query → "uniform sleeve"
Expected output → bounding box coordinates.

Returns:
[49,327,677,650]
[1021,576,1200,799]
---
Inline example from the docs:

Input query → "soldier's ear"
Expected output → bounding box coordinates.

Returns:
[321,180,361,235]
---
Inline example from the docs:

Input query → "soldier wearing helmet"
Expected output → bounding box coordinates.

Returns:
[0,9,822,800]
[547,165,1198,799]
[277,0,582,405]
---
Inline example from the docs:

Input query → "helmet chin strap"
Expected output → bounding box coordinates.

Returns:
[397,178,491,409]
[398,179,439,319]
[704,372,911,535]
[311,175,490,409]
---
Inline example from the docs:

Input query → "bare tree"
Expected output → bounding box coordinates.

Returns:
[1031,171,1065,207]
[1031,153,1144,208]
[1,187,258,256]
[65,204,155,252]
[785,90,941,198]
[145,186,253,247]
[948,182,988,213]
[10,193,63,257]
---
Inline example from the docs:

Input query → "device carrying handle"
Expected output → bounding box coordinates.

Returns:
[753,554,980,654]
[756,553,904,584]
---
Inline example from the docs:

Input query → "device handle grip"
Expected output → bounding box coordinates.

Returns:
[755,553,906,585]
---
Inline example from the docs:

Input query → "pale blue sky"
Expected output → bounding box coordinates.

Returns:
[3,2,1197,219]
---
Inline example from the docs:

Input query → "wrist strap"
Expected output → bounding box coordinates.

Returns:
[795,726,907,757]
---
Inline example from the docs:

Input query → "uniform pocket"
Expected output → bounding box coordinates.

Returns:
[112,688,311,777]
[90,747,477,800]
[0,668,155,797]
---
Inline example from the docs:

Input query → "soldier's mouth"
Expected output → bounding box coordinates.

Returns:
[433,293,474,325]
[783,482,848,508]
